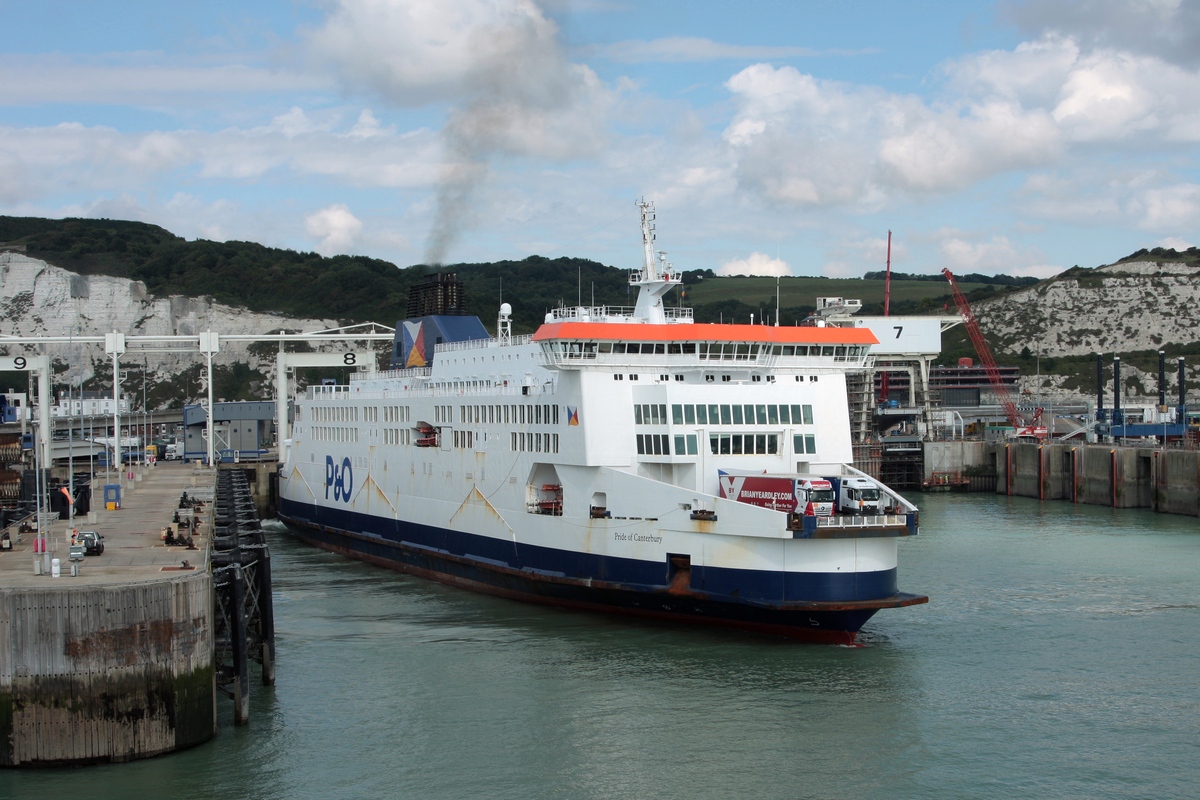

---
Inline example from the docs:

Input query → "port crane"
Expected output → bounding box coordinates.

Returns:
[942,268,1048,439]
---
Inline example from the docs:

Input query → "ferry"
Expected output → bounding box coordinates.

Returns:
[276,202,927,643]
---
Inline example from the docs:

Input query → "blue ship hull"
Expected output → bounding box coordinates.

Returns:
[277,497,926,643]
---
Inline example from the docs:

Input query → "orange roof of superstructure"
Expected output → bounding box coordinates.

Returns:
[532,322,879,345]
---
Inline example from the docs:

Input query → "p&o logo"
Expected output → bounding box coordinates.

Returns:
[325,455,353,502]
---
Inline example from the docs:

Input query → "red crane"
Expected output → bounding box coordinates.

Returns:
[942,268,1046,439]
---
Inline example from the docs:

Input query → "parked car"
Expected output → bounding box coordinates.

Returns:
[76,530,104,555]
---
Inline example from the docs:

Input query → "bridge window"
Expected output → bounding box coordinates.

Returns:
[709,433,778,455]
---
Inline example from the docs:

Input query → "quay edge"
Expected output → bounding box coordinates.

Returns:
[923,440,1200,515]
[0,462,227,767]
[0,572,215,766]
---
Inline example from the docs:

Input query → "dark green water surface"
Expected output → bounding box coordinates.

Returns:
[4,494,1198,799]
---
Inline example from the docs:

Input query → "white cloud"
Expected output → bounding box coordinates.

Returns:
[1158,235,1195,250]
[878,100,1062,190]
[938,232,1060,278]
[305,204,363,255]
[594,37,821,64]
[0,55,330,106]
[304,0,543,105]
[948,34,1200,144]
[303,0,610,144]
[822,234,908,279]
[717,252,791,276]
[303,0,620,264]
[1004,0,1200,68]
[0,115,443,206]
[1134,183,1200,230]
[719,30,1200,218]
[348,110,389,139]
[270,107,325,138]
[722,63,1061,206]
[1017,170,1200,233]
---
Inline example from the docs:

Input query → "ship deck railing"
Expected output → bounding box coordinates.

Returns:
[365,367,432,381]
[434,334,536,354]
[313,380,556,400]
[815,513,909,529]
[546,305,694,323]
[538,350,871,370]
[788,511,918,539]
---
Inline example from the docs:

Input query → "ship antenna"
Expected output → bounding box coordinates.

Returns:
[498,300,512,346]
[775,276,780,327]
[629,199,681,323]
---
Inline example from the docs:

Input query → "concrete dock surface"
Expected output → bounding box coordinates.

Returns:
[0,461,213,587]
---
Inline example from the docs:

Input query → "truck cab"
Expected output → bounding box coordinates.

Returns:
[796,476,835,516]
[836,477,882,514]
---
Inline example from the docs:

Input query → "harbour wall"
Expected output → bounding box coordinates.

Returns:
[924,440,1200,516]
[0,572,215,766]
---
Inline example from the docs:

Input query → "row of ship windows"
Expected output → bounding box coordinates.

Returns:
[637,433,818,457]
[383,406,410,423]
[311,426,361,443]
[312,406,359,423]
[511,432,560,453]
[452,430,561,453]
[313,403,560,427]
[462,404,559,426]
[314,405,413,424]
[635,403,815,426]
[308,423,812,457]
[380,426,562,454]
[547,341,867,359]
[616,374,819,383]
[383,428,411,445]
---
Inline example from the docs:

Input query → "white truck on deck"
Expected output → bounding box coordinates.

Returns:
[828,475,883,515]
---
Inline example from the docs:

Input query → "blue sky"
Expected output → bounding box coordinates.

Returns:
[1,0,1197,280]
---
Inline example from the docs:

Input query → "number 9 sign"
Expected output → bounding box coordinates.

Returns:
[0,356,31,371]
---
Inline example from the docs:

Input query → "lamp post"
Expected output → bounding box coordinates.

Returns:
[105,332,126,497]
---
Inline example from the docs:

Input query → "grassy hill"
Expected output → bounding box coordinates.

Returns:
[1,215,1024,336]
[9,214,1196,405]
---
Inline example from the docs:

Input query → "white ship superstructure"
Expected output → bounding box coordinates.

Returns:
[278,202,926,642]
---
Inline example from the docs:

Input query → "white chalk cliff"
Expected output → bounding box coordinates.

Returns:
[0,250,345,384]
[975,260,1200,358]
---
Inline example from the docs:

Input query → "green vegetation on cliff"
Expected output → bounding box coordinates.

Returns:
[1,215,1028,335]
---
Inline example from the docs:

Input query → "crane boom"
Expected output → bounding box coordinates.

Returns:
[942,268,1044,437]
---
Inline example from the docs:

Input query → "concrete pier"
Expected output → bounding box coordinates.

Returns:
[0,462,216,766]
[928,440,1200,516]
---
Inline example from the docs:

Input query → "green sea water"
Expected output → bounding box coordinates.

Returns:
[4,493,1198,799]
